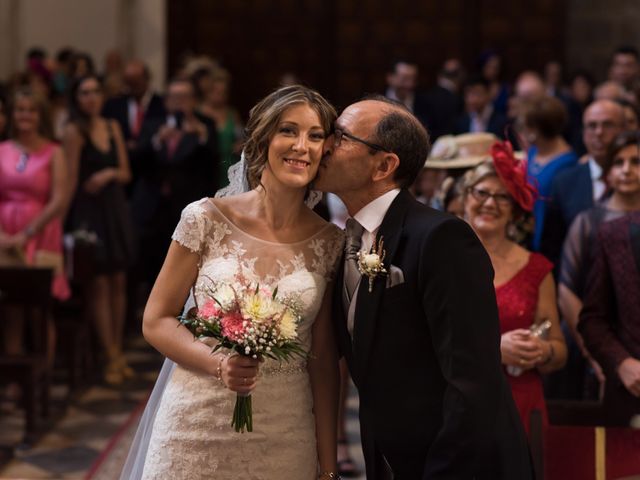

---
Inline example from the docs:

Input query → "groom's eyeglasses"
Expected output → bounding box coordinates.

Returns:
[332,128,391,153]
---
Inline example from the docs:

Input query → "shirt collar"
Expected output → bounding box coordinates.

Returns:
[588,156,603,180]
[353,188,402,234]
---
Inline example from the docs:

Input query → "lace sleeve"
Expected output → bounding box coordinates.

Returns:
[171,199,213,255]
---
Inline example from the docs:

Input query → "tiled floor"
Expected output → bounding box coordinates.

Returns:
[0,337,163,479]
[0,338,366,479]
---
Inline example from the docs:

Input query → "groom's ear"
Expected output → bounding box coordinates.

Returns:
[372,153,400,182]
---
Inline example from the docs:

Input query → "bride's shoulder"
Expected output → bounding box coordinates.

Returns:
[303,209,344,242]
[207,192,254,222]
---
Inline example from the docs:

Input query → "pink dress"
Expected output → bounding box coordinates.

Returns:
[0,140,70,300]
[496,252,553,434]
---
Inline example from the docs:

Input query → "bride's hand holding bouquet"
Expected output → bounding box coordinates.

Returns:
[179,276,306,432]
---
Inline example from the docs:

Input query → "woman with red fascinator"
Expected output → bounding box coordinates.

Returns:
[462,141,568,434]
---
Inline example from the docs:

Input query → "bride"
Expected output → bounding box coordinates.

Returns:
[121,85,344,479]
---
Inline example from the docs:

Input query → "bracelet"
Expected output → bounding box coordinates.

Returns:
[215,353,229,386]
[542,343,555,366]
[318,472,341,479]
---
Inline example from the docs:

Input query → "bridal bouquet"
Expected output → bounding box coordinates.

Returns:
[179,277,306,432]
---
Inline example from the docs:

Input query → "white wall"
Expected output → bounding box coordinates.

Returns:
[0,0,166,90]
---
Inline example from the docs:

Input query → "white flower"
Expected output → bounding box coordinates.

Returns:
[214,284,236,310]
[356,236,388,293]
[279,311,298,340]
[242,293,277,323]
[362,253,381,269]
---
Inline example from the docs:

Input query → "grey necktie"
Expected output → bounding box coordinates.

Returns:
[343,218,364,309]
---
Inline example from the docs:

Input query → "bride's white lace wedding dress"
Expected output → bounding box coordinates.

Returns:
[140,198,344,479]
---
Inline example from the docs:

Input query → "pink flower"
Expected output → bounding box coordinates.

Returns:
[198,300,221,319]
[221,312,245,341]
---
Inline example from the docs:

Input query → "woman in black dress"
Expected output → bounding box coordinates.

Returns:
[63,75,136,384]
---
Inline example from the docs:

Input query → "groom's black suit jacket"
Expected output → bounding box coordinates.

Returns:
[333,190,533,479]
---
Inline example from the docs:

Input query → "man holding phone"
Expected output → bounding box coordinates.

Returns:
[132,77,218,286]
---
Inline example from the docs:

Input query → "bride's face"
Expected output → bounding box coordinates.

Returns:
[265,103,326,190]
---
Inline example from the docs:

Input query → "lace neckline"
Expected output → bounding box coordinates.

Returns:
[207,198,333,246]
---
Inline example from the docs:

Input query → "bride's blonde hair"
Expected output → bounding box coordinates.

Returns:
[243,85,336,189]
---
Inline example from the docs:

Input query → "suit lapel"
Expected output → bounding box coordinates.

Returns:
[352,190,412,383]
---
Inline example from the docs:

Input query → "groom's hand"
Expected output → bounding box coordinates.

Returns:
[222,355,260,395]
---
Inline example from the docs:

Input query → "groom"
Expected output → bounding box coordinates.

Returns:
[315,96,534,479]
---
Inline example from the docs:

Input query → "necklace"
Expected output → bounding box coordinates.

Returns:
[16,151,29,173]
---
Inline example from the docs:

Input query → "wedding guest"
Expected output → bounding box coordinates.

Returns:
[567,69,596,155]
[542,99,625,400]
[518,95,577,251]
[425,58,465,139]
[477,50,510,115]
[544,61,566,98]
[69,52,95,80]
[384,59,430,128]
[454,74,507,136]
[194,67,243,190]
[63,75,136,385]
[616,98,640,131]
[0,87,70,399]
[132,77,217,285]
[595,81,630,103]
[577,131,640,425]
[441,176,466,218]
[608,45,640,94]
[101,49,126,99]
[559,131,640,397]
[463,142,567,433]
[102,59,166,193]
[541,99,625,267]
[51,47,74,98]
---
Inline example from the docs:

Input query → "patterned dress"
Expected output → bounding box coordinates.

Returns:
[141,198,344,479]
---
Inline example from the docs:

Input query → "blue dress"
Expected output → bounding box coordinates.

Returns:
[527,147,577,251]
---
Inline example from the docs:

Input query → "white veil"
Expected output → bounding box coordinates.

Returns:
[119,152,322,478]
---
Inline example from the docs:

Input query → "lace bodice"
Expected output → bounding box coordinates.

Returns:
[139,198,344,479]
[171,197,344,354]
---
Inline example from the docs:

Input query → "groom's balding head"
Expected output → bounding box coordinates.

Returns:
[359,96,431,188]
[315,96,430,201]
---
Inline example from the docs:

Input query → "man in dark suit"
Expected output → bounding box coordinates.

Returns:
[102,59,166,193]
[315,95,532,479]
[454,74,508,137]
[133,77,218,284]
[424,58,464,140]
[541,99,625,266]
[384,59,430,128]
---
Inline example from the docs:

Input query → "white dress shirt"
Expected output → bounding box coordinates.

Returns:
[351,188,402,253]
[345,188,401,335]
[588,156,606,201]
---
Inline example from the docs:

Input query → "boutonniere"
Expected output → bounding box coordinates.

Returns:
[357,236,388,292]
